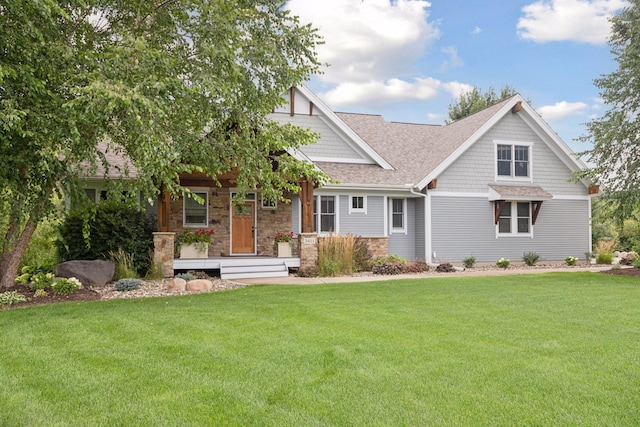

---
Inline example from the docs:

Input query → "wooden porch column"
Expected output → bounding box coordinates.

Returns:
[300,179,314,233]
[157,188,171,232]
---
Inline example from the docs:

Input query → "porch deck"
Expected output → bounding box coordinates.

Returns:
[173,256,300,280]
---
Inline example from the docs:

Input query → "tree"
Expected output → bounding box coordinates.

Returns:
[0,0,325,287]
[446,85,518,123]
[577,1,640,220]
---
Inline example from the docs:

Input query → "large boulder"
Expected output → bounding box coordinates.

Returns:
[185,279,213,292]
[54,260,115,287]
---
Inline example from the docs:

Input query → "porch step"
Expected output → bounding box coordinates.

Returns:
[220,260,290,280]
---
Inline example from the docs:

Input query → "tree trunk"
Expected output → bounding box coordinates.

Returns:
[0,220,36,289]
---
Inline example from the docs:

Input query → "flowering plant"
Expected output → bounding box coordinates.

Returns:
[274,231,294,243]
[52,277,83,296]
[176,229,214,248]
[496,257,510,268]
[565,256,578,266]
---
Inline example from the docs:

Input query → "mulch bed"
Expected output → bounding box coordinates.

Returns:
[599,267,640,277]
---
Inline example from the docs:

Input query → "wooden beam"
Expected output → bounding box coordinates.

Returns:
[300,179,314,233]
[531,201,543,225]
[290,86,296,116]
[511,101,522,114]
[494,200,506,225]
[588,185,600,195]
[157,188,171,232]
[309,101,314,116]
[427,179,437,190]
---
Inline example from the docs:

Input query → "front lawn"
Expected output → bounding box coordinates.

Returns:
[1,272,639,426]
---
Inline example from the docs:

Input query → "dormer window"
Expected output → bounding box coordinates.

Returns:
[496,142,532,179]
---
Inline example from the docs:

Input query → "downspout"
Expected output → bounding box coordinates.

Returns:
[410,187,429,264]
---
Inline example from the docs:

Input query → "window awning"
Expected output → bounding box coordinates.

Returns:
[488,184,553,201]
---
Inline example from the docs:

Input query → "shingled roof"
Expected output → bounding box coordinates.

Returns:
[316,96,516,188]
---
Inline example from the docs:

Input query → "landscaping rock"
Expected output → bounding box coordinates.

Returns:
[167,277,187,292]
[185,279,214,292]
[53,260,115,287]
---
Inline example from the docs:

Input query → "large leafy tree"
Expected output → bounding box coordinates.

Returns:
[0,0,324,287]
[578,1,640,219]
[446,85,518,123]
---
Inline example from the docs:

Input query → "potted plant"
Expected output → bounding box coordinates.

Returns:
[176,229,214,259]
[274,231,294,258]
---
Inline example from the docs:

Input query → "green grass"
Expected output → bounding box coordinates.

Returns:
[1,272,639,426]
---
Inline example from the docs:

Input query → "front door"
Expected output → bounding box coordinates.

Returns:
[231,201,255,254]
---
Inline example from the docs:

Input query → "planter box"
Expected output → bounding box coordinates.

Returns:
[180,244,209,259]
[277,241,292,258]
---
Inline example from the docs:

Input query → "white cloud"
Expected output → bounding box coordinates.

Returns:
[320,78,473,107]
[537,101,589,120]
[517,0,629,44]
[286,0,472,107]
[439,46,463,71]
[471,26,482,35]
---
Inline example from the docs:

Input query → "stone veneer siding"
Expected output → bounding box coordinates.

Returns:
[171,188,294,257]
[356,236,388,260]
[153,232,175,277]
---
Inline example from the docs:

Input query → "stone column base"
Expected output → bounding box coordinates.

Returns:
[153,232,175,278]
[298,233,318,271]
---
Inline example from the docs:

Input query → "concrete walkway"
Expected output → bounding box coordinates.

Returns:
[234,265,614,285]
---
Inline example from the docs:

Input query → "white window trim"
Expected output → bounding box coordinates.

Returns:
[494,140,534,183]
[314,194,339,234]
[390,198,407,234]
[495,201,533,239]
[349,195,367,214]
[183,188,209,228]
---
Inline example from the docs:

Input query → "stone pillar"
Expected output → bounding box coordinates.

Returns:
[298,232,318,271]
[153,232,175,278]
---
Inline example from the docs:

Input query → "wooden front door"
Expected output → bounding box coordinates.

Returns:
[231,201,255,254]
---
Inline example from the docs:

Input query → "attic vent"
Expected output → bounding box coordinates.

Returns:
[511,101,522,114]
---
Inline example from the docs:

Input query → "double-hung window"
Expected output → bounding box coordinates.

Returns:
[496,143,531,179]
[184,190,208,227]
[390,198,405,233]
[497,201,531,235]
[314,195,336,233]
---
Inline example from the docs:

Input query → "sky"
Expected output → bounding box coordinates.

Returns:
[286,0,629,154]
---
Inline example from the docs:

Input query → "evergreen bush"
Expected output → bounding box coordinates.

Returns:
[114,278,143,292]
[57,200,155,275]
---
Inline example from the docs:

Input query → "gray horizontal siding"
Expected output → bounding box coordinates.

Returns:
[435,114,587,196]
[338,195,385,236]
[430,196,590,262]
[292,195,300,234]
[388,198,417,261]
[269,113,367,161]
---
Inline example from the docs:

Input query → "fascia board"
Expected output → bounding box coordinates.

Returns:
[416,96,519,190]
[296,85,394,171]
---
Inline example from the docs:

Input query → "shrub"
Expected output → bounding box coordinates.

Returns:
[595,240,615,265]
[0,291,27,306]
[33,289,48,299]
[435,263,456,273]
[634,257,640,269]
[20,216,60,273]
[404,261,429,273]
[462,255,476,269]
[109,249,138,280]
[496,258,510,268]
[353,238,373,272]
[317,234,356,277]
[57,200,155,275]
[145,260,165,280]
[522,252,540,266]
[187,270,208,280]
[372,254,406,275]
[619,252,637,266]
[114,278,143,292]
[565,256,578,266]
[30,272,55,291]
[52,277,82,296]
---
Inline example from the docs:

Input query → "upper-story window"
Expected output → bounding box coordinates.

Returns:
[496,143,531,179]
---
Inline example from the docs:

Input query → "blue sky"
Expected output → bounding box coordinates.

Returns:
[286,0,629,154]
